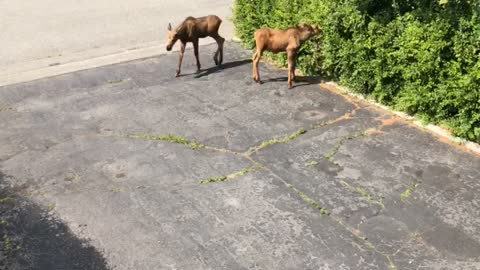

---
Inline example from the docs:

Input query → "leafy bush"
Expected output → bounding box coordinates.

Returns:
[233,0,480,143]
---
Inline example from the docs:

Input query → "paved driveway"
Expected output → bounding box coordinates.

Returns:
[1,43,480,269]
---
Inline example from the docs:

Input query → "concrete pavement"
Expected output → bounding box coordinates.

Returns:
[1,43,480,269]
[0,0,234,86]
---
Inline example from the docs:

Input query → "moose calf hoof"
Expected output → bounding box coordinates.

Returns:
[214,58,219,66]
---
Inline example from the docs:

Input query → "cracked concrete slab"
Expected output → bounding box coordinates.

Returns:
[1,42,480,269]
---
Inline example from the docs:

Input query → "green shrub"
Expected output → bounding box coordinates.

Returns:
[233,0,480,143]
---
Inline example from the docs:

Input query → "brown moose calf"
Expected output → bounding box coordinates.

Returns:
[166,15,224,77]
[253,24,321,89]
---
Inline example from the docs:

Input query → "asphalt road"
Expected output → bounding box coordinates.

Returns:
[0,0,233,84]
[1,43,480,269]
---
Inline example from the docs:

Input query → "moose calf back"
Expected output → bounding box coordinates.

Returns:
[191,15,222,38]
[254,28,301,53]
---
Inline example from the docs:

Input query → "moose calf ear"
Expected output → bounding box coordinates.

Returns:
[168,23,172,31]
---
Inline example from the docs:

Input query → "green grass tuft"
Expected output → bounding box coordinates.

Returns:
[247,128,306,154]
[47,203,56,211]
[200,176,229,184]
[324,131,367,161]
[130,134,205,149]
[339,180,385,209]
[200,166,263,184]
[0,197,12,203]
[287,183,330,215]
[306,161,318,167]
[400,183,419,200]
[107,79,124,84]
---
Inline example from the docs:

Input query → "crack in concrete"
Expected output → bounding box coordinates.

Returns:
[0,219,18,257]
[390,224,440,258]
[0,102,14,112]
[286,183,330,215]
[310,112,358,129]
[324,131,368,161]
[246,128,307,155]
[261,164,397,269]
[107,79,126,84]
[0,106,14,112]
[199,165,264,184]
[329,215,397,269]
[339,179,385,209]
[400,183,420,200]
[305,161,318,167]
[125,106,398,268]
[126,110,355,185]
[128,134,207,150]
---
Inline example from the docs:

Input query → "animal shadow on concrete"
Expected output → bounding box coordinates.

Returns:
[194,59,252,78]
[265,75,324,89]
[0,172,109,270]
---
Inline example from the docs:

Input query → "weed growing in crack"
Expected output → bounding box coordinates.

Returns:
[388,259,398,270]
[355,187,372,200]
[339,180,385,209]
[365,241,375,249]
[286,184,330,215]
[310,115,348,129]
[400,183,419,200]
[130,134,205,150]
[127,122,398,268]
[330,214,397,270]
[359,237,396,270]
[200,175,228,184]
[0,106,13,112]
[247,128,306,154]
[0,197,12,203]
[64,172,80,182]
[200,166,263,184]
[107,79,125,84]
[1,220,14,255]
[306,161,318,167]
[47,204,56,211]
[324,131,367,161]
[311,120,333,129]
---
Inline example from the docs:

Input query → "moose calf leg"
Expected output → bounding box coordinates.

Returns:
[176,42,186,77]
[252,52,258,81]
[252,50,262,83]
[287,49,296,89]
[214,49,219,66]
[193,40,201,71]
[218,36,224,65]
[212,35,224,66]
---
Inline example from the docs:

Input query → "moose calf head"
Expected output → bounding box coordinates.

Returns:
[166,23,178,51]
[298,23,322,39]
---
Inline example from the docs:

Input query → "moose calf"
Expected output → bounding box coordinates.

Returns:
[253,24,321,89]
[166,15,224,77]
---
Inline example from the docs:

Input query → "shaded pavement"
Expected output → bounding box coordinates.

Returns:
[1,43,479,269]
